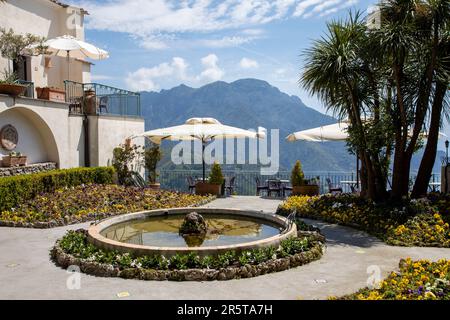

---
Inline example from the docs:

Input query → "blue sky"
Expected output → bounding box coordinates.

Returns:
[71,0,449,149]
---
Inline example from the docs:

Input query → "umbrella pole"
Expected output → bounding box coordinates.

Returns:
[202,139,206,182]
[66,50,70,81]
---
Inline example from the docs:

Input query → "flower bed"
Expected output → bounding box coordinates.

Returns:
[335,258,450,300]
[0,166,115,212]
[0,184,214,228]
[277,194,450,247]
[51,228,324,281]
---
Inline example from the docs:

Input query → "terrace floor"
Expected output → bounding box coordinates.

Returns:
[1,196,450,300]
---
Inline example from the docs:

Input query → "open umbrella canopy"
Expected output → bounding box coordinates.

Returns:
[286,122,349,142]
[286,121,448,190]
[41,35,109,60]
[137,117,265,144]
[135,117,265,181]
[286,121,448,142]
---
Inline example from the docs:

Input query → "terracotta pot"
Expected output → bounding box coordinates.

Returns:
[195,182,222,196]
[36,87,65,102]
[0,84,26,97]
[18,156,27,166]
[148,183,160,190]
[292,185,319,196]
[84,91,97,115]
[2,156,20,167]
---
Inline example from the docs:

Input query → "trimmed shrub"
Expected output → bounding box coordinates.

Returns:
[0,166,115,211]
[291,160,304,187]
[208,162,224,185]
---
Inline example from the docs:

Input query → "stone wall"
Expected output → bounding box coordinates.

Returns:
[0,162,57,177]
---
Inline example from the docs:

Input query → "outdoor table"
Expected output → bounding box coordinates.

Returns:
[266,179,291,197]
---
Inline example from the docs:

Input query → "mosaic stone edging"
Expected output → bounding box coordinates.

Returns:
[0,162,57,177]
[50,232,324,281]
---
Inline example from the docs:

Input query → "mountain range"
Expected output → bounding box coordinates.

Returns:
[139,78,444,174]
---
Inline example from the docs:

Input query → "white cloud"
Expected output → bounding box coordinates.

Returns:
[198,54,224,82]
[125,57,189,91]
[201,36,254,48]
[242,28,265,36]
[319,0,358,17]
[125,54,224,91]
[138,37,169,50]
[294,0,358,18]
[74,0,359,49]
[293,0,323,17]
[90,74,114,81]
[240,57,259,69]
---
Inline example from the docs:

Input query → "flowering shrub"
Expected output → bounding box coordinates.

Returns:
[277,194,450,247]
[427,193,450,223]
[0,184,213,223]
[337,258,450,300]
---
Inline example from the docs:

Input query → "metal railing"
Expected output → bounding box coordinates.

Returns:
[158,169,442,196]
[159,170,360,195]
[16,80,34,98]
[64,80,141,117]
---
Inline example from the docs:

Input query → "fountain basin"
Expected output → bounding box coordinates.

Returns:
[88,208,296,257]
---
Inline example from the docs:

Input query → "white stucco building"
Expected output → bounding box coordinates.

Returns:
[0,0,145,171]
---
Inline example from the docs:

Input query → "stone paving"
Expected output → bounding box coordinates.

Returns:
[0,196,449,300]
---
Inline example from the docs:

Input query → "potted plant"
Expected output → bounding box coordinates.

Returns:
[291,160,319,196]
[2,151,27,167]
[195,162,224,196]
[144,143,162,189]
[0,70,26,97]
[0,28,47,96]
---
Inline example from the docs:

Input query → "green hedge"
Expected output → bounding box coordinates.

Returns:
[0,167,115,212]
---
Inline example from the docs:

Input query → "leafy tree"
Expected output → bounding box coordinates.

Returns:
[144,143,162,184]
[302,1,450,201]
[302,12,392,201]
[112,143,141,185]
[0,28,48,74]
[371,0,450,199]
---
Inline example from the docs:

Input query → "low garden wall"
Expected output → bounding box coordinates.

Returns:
[0,162,57,177]
[51,229,325,281]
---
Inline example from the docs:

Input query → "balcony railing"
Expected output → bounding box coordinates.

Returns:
[64,80,141,117]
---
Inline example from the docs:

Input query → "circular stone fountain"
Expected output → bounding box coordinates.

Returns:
[88,208,296,257]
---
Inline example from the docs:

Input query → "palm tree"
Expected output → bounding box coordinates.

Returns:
[369,0,449,199]
[411,0,450,198]
[301,12,391,201]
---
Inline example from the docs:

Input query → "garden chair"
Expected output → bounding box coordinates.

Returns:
[326,178,343,194]
[68,96,83,114]
[186,176,196,194]
[224,176,236,195]
[268,180,282,197]
[255,177,268,196]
